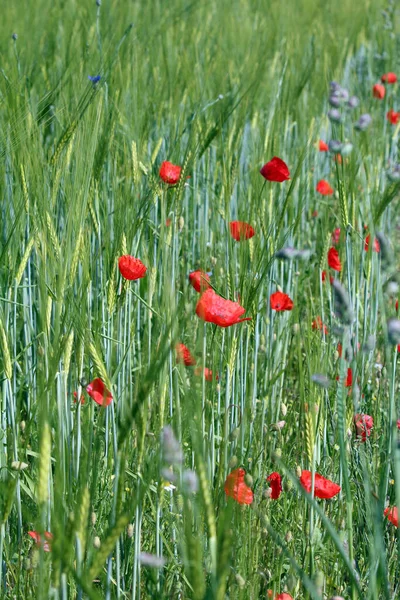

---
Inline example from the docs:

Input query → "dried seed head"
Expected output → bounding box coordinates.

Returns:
[93,536,101,549]
[91,512,97,526]
[20,421,26,432]
[281,403,287,416]
[127,523,134,538]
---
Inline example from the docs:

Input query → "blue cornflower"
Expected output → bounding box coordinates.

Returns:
[88,75,101,84]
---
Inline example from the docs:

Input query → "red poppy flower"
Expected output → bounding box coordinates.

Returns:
[334,154,342,164]
[176,343,196,366]
[266,472,282,499]
[316,180,334,195]
[260,157,290,182]
[336,367,352,388]
[165,218,172,227]
[397,419,400,429]
[299,470,341,499]
[364,234,380,252]
[224,468,253,504]
[354,413,373,442]
[327,247,342,271]
[28,531,53,552]
[196,289,251,327]
[86,378,113,407]
[194,366,217,381]
[73,391,85,405]
[270,292,294,312]
[159,161,182,185]
[189,270,211,293]
[118,256,147,281]
[373,84,385,99]
[275,595,293,600]
[384,506,399,527]
[229,221,255,241]
[332,228,341,245]
[387,109,400,125]
[312,210,318,217]
[312,316,328,335]
[381,72,397,84]
[319,140,329,152]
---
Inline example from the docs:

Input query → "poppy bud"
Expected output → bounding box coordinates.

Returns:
[244,473,253,486]
[93,536,101,549]
[354,114,372,131]
[281,403,287,416]
[296,466,302,478]
[20,420,26,432]
[12,33,18,41]
[285,531,293,543]
[347,95,359,108]
[127,523,134,538]
[283,479,293,492]
[235,574,246,588]
[228,455,238,468]
[91,512,97,525]
[178,216,184,231]
[328,109,343,123]
[272,448,282,461]
[229,427,240,441]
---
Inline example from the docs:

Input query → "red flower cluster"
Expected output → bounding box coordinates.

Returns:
[224,468,253,504]
[196,289,251,327]
[260,157,290,182]
[118,256,147,281]
[86,378,113,407]
[176,343,196,366]
[189,270,211,293]
[270,291,293,312]
[299,470,341,499]
[384,506,399,527]
[266,472,282,499]
[28,531,53,552]
[381,72,397,84]
[159,161,182,185]
[316,180,334,195]
[229,221,255,241]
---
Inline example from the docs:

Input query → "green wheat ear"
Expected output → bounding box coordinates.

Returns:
[38,422,51,506]
[87,515,129,581]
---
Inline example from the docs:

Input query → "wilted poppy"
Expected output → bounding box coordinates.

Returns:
[319,140,329,152]
[354,413,373,442]
[118,255,147,281]
[299,470,341,499]
[194,366,217,381]
[364,234,380,252]
[312,316,328,335]
[266,472,282,499]
[189,270,211,293]
[176,343,196,366]
[384,506,398,527]
[327,247,342,271]
[229,221,255,241]
[224,468,253,504]
[159,161,182,185]
[260,157,290,182]
[316,180,334,195]
[86,378,113,407]
[196,289,251,327]
[332,228,341,244]
[270,292,294,312]
[28,531,53,552]
[373,84,385,99]
[387,109,400,125]
[381,72,397,84]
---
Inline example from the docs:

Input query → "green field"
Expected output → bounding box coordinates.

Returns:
[1,0,400,598]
